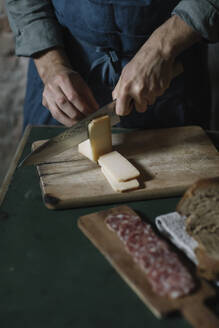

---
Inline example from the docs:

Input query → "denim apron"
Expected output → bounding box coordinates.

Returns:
[23,0,205,130]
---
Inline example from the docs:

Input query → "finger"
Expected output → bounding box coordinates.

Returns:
[131,91,148,113]
[60,75,98,116]
[47,100,76,127]
[46,84,84,121]
[134,99,148,113]
[76,88,99,115]
[60,100,84,121]
[112,79,120,100]
[116,94,132,116]
[146,86,159,105]
[42,97,48,108]
[66,91,97,117]
[46,84,81,119]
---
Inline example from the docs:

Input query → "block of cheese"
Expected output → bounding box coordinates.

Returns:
[98,151,140,182]
[101,167,139,192]
[87,115,112,161]
[78,139,95,162]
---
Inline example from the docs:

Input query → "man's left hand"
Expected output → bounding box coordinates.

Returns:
[112,39,177,116]
[112,15,200,116]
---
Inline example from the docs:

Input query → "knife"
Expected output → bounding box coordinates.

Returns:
[19,100,119,167]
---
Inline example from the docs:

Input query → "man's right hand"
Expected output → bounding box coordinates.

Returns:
[34,47,99,127]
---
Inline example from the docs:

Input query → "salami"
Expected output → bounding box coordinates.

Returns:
[118,220,143,243]
[105,213,139,233]
[105,212,195,298]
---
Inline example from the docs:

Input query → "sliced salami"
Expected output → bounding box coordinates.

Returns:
[105,211,195,298]
[105,213,139,232]
[118,220,143,243]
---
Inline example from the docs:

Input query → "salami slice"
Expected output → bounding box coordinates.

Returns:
[118,220,144,243]
[105,211,195,298]
[105,213,139,232]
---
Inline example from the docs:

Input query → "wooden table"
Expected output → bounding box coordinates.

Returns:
[0,125,219,328]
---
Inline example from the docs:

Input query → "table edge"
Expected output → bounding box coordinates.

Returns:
[0,125,31,206]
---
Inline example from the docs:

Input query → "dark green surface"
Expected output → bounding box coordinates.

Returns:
[1,126,215,328]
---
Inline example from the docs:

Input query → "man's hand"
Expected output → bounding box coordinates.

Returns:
[34,48,99,127]
[113,44,178,115]
[113,15,200,116]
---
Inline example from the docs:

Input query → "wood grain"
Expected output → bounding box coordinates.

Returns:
[32,126,219,209]
[78,205,219,328]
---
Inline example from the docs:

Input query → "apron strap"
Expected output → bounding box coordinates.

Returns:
[89,47,121,86]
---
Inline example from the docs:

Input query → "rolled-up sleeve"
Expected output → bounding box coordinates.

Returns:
[173,0,219,42]
[5,0,64,56]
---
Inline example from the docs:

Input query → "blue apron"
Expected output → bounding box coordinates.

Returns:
[23,0,205,130]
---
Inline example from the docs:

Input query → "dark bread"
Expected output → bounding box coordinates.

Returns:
[177,177,219,280]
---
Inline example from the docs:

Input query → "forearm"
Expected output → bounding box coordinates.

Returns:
[34,47,72,83]
[145,15,201,61]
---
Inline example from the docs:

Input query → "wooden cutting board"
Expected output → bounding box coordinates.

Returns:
[78,205,219,328]
[32,126,219,209]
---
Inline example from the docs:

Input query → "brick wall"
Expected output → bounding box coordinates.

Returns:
[0,0,28,186]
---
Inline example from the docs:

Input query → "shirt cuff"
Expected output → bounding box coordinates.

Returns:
[15,18,64,56]
[172,0,219,42]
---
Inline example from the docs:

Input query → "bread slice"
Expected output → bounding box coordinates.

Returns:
[177,177,219,280]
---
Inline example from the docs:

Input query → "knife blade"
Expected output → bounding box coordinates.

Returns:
[19,100,119,167]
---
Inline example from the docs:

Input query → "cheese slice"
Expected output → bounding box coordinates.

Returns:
[87,115,112,161]
[101,167,139,192]
[98,151,140,182]
[78,139,95,162]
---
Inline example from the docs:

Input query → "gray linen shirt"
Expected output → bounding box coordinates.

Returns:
[5,0,219,57]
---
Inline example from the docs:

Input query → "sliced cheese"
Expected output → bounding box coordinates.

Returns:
[98,151,140,182]
[88,115,112,161]
[78,139,95,162]
[101,167,139,192]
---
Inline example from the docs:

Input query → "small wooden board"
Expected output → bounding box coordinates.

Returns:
[78,205,219,328]
[32,126,219,209]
